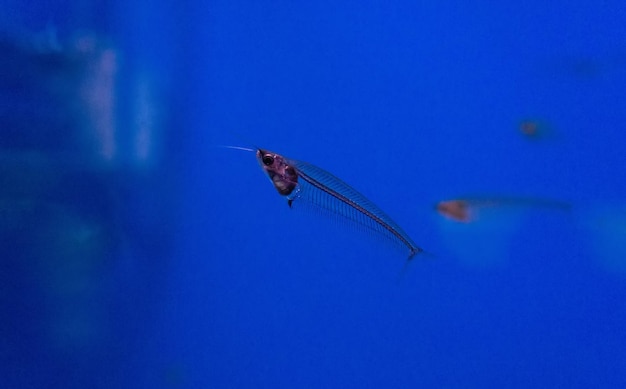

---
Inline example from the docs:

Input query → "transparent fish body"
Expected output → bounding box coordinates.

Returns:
[256,148,423,258]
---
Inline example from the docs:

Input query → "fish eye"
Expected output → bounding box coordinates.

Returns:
[262,155,274,166]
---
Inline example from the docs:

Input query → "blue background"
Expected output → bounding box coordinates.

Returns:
[2,1,626,388]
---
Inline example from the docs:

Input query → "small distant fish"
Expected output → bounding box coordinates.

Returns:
[436,199,473,223]
[519,120,540,137]
[436,196,571,223]
[224,146,423,258]
[518,119,556,140]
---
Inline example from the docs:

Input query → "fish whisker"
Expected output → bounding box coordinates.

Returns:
[217,145,256,153]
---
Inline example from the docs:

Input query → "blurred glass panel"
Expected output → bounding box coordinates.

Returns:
[0,4,178,388]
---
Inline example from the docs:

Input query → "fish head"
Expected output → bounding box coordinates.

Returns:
[256,149,299,196]
[436,200,472,222]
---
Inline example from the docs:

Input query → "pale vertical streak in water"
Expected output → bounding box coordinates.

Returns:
[255,148,423,258]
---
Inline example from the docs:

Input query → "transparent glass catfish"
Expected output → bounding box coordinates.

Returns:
[226,146,424,258]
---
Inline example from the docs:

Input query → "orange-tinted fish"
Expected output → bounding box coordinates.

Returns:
[518,119,556,140]
[519,120,540,137]
[436,196,571,223]
[436,200,473,223]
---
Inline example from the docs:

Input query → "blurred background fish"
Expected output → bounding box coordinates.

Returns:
[436,196,571,223]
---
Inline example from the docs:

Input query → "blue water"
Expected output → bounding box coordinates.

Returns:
[2,1,626,388]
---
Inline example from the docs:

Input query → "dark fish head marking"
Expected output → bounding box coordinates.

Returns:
[256,149,298,196]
